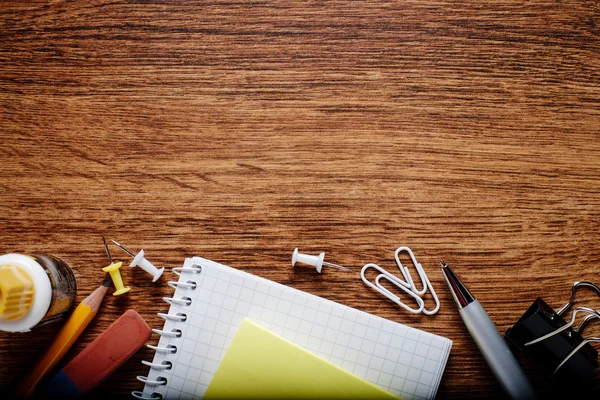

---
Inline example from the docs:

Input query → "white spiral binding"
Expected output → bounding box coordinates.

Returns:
[146,344,178,353]
[168,280,197,290]
[151,328,182,338]
[173,264,203,276]
[132,263,202,400]
[157,312,187,322]
[163,296,192,306]
[137,376,168,386]
[141,360,173,370]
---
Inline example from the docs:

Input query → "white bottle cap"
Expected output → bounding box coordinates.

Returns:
[0,254,52,332]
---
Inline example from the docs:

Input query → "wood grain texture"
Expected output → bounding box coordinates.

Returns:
[0,0,599,398]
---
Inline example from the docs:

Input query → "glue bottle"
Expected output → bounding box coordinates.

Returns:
[0,253,77,333]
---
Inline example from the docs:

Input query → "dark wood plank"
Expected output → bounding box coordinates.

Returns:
[1,0,599,397]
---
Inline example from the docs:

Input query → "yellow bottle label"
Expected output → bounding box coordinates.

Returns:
[0,264,35,320]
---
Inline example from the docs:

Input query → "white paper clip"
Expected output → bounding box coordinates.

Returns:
[361,246,440,315]
[361,263,424,314]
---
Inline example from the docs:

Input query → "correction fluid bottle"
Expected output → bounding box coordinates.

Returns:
[0,253,77,332]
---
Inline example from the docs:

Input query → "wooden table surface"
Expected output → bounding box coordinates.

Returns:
[1,1,599,398]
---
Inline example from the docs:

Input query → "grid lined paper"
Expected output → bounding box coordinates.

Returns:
[142,257,452,400]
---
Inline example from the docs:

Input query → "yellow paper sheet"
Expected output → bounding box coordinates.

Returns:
[204,319,401,400]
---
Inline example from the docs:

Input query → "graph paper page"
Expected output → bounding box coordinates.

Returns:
[142,257,452,400]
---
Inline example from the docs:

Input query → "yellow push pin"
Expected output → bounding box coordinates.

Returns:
[101,236,131,296]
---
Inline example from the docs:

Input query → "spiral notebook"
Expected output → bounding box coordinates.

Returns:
[134,257,452,400]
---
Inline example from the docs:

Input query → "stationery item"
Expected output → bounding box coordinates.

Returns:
[43,309,152,398]
[112,240,165,282]
[361,247,440,315]
[15,280,110,398]
[525,308,600,370]
[203,319,399,399]
[133,257,452,400]
[102,236,131,296]
[555,281,600,316]
[441,261,536,400]
[505,281,600,380]
[0,253,77,332]
[291,248,350,272]
[362,263,425,314]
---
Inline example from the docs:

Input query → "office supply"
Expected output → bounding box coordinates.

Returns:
[43,309,152,398]
[133,257,452,400]
[291,248,349,272]
[102,262,130,295]
[441,261,536,400]
[505,281,600,380]
[362,263,425,314]
[15,279,110,398]
[102,236,131,296]
[525,307,600,372]
[555,281,600,317]
[112,239,165,282]
[361,247,440,315]
[394,248,431,297]
[203,319,399,399]
[0,253,77,332]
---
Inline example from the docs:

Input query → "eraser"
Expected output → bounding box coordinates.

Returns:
[44,309,151,397]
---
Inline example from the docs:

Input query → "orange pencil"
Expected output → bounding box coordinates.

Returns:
[15,280,110,398]
[15,237,117,398]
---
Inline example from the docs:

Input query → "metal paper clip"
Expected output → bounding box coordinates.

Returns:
[361,263,425,314]
[394,247,428,296]
[361,247,440,315]
[395,247,440,315]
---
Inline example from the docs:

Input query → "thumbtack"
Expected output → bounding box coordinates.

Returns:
[102,236,131,296]
[112,239,164,282]
[291,248,350,273]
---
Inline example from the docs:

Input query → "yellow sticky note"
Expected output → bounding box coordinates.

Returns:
[204,319,401,400]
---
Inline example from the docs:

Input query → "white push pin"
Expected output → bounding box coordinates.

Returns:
[291,248,350,273]
[111,240,164,282]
